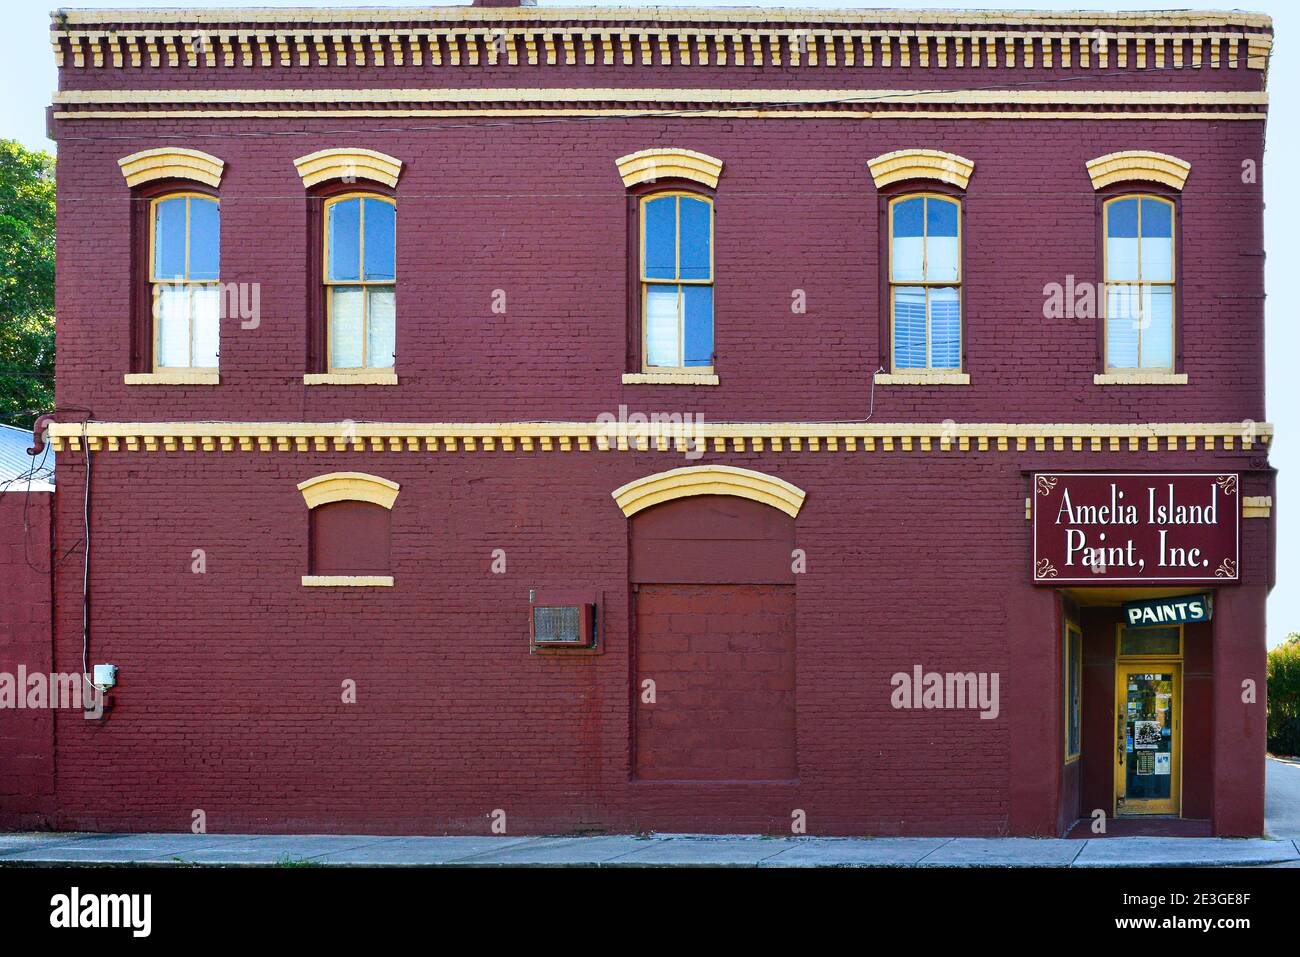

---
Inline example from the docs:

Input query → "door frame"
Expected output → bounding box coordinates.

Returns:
[1113,661,1183,817]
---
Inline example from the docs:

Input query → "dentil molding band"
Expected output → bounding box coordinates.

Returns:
[45,421,1273,455]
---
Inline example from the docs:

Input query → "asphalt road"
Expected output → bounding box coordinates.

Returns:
[1266,757,1300,838]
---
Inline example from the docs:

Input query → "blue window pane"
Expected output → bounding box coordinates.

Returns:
[328,198,362,282]
[153,197,187,280]
[1139,198,1174,282]
[893,287,927,369]
[1140,198,1172,238]
[362,198,396,281]
[643,196,677,280]
[682,285,713,366]
[925,197,960,283]
[929,287,961,369]
[891,197,925,282]
[1107,199,1140,282]
[188,198,220,281]
[679,197,711,281]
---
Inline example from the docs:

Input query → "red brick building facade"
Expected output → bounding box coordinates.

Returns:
[2,5,1276,836]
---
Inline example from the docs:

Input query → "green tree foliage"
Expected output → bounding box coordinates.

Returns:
[1268,635,1300,756]
[0,139,55,428]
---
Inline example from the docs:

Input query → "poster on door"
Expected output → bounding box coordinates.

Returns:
[1133,720,1161,750]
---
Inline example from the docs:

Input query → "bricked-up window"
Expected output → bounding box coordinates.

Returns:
[640,192,714,371]
[324,194,396,372]
[309,501,391,576]
[1064,621,1082,762]
[1104,195,1175,371]
[151,194,220,369]
[889,194,961,373]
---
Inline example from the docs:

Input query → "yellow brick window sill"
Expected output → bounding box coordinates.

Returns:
[304,372,399,386]
[124,371,220,386]
[874,373,970,386]
[1094,372,1188,385]
[622,372,719,386]
[301,575,394,587]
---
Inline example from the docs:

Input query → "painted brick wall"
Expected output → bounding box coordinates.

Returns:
[0,490,54,826]
[634,584,797,781]
[32,13,1273,837]
[52,114,1267,427]
[31,447,1271,836]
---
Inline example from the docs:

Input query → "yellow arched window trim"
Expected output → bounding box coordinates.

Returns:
[1086,151,1191,191]
[868,149,974,190]
[293,147,403,188]
[616,148,724,189]
[118,147,225,188]
[612,465,805,518]
[297,472,400,510]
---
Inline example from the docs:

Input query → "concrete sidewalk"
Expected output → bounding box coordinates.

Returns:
[1,832,1298,867]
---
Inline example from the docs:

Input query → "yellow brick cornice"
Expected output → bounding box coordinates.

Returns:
[45,421,1273,456]
[50,12,1272,75]
[293,148,402,189]
[297,471,400,509]
[616,148,723,188]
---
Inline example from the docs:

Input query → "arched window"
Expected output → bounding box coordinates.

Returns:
[150,193,220,370]
[888,193,961,373]
[323,194,396,373]
[1103,195,1175,371]
[640,192,714,372]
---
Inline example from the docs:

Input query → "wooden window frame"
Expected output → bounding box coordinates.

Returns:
[321,191,397,375]
[882,187,964,375]
[628,183,716,375]
[1064,620,1083,764]
[1100,191,1180,374]
[130,181,219,373]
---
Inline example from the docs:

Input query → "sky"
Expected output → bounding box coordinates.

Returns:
[3,1,1294,648]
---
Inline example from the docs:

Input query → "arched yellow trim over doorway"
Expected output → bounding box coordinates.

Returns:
[612,465,805,518]
[297,471,400,510]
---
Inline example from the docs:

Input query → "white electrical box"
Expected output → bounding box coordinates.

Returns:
[92,664,118,690]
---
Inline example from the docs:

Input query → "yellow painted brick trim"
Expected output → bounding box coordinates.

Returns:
[56,88,1270,108]
[612,465,805,518]
[123,371,220,386]
[1094,372,1189,385]
[621,372,720,386]
[616,148,723,188]
[1243,496,1272,519]
[868,149,974,190]
[45,421,1274,456]
[293,147,402,188]
[297,472,400,509]
[301,575,394,587]
[874,372,971,386]
[117,147,224,188]
[304,372,399,386]
[1086,151,1192,191]
[53,10,1274,28]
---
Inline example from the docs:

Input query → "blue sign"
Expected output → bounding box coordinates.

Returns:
[1122,594,1213,628]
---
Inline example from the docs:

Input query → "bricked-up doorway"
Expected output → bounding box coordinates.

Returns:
[629,495,797,781]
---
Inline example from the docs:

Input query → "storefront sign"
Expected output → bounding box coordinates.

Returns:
[1032,473,1239,585]
[1122,594,1213,628]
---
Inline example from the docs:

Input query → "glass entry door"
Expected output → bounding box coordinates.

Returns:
[1114,665,1181,816]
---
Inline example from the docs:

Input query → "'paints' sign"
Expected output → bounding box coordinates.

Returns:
[1122,594,1213,627]
[1032,473,1239,585]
